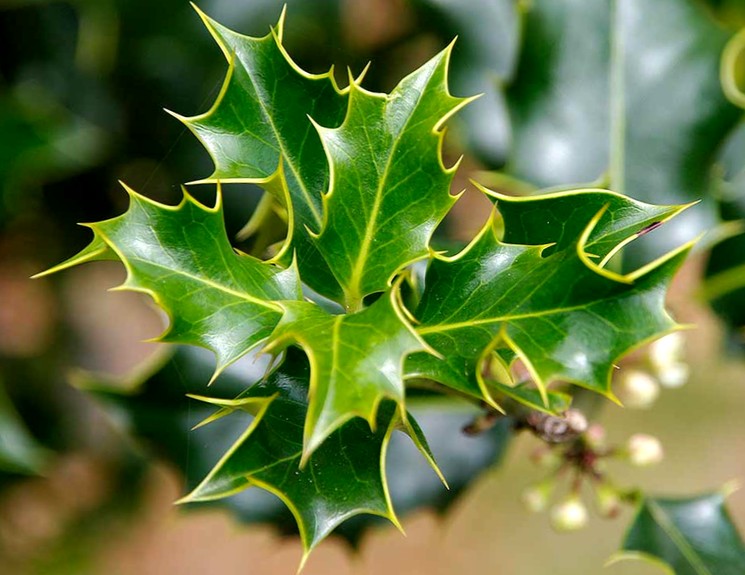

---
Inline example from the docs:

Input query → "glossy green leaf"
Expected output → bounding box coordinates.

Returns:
[313,46,468,310]
[411,189,690,402]
[174,6,348,300]
[502,0,743,262]
[182,349,432,560]
[265,289,427,461]
[610,491,745,575]
[82,346,510,542]
[339,397,513,541]
[81,186,300,375]
[494,186,691,259]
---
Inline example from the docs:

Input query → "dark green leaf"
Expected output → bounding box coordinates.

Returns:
[611,490,745,575]
[502,0,743,262]
[182,349,433,559]
[77,346,294,527]
[703,122,745,340]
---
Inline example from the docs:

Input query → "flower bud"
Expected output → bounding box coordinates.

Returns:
[649,332,685,370]
[615,369,660,409]
[594,483,622,518]
[584,423,606,450]
[521,479,555,513]
[627,434,664,467]
[550,495,588,532]
[657,362,689,389]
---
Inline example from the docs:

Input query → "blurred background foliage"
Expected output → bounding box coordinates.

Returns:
[0,0,744,574]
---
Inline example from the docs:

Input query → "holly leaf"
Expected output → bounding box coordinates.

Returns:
[173,6,349,300]
[501,0,743,262]
[181,349,437,562]
[80,346,510,543]
[264,289,428,461]
[312,46,470,310]
[410,189,690,402]
[492,186,691,260]
[68,185,300,377]
[609,490,745,575]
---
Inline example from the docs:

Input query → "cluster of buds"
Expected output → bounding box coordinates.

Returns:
[614,332,689,409]
[521,413,664,532]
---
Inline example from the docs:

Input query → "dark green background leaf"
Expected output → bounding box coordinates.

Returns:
[612,491,745,575]
[502,0,743,264]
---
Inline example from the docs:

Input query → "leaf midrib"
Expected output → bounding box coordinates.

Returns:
[345,83,431,305]
[224,38,325,227]
[417,293,629,336]
[127,256,283,312]
[647,500,713,575]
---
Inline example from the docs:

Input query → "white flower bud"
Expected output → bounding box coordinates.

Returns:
[550,495,588,532]
[627,434,664,467]
[649,332,685,370]
[521,479,554,513]
[564,409,588,434]
[615,369,660,409]
[657,362,689,389]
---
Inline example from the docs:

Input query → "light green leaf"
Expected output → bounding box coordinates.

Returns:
[313,46,470,311]
[265,289,427,461]
[411,189,690,402]
[502,0,743,262]
[88,185,300,376]
[610,490,745,575]
[174,6,349,300]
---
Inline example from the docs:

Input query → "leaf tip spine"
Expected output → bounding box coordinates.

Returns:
[721,479,741,498]
[276,4,288,42]
[191,3,232,62]
[625,234,698,283]
[356,61,372,85]
[162,107,187,123]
